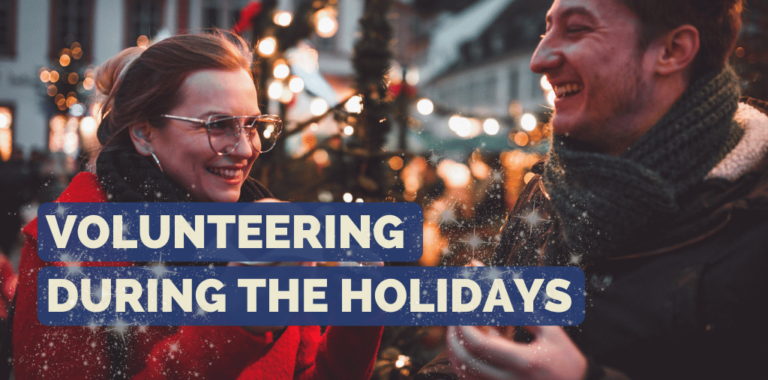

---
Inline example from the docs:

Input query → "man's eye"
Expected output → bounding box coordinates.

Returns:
[566,26,589,33]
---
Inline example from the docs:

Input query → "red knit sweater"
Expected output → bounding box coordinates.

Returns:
[13,172,383,380]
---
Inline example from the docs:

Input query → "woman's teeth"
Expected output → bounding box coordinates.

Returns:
[206,167,241,179]
[554,83,584,98]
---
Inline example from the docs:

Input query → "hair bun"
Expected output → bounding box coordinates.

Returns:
[95,46,146,97]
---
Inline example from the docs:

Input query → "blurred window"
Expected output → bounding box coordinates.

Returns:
[0,0,16,57]
[509,68,519,102]
[203,6,220,29]
[125,0,165,47]
[484,75,497,104]
[531,71,540,99]
[49,0,94,61]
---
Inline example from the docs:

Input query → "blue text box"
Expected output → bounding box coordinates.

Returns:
[38,266,585,326]
[37,202,423,262]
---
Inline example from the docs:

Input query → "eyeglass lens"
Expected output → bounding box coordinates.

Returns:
[207,115,281,154]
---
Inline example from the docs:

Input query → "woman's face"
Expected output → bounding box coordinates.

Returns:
[148,69,260,202]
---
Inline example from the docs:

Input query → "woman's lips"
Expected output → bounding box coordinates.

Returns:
[206,167,244,182]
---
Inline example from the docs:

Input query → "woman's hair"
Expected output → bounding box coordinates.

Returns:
[94,31,254,153]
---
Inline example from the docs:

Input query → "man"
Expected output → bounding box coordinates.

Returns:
[415,0,768,379]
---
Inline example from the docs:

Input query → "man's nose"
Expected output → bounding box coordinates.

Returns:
[530,35,563,74]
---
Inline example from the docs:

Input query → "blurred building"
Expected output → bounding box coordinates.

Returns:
[0,0,363,160]
[415,0,553,145]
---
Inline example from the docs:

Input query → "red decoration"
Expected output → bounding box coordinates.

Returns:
[232,1,263,34]
[388,83,418,99]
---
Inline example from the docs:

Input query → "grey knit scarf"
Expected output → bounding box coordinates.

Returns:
[542,67,743,260]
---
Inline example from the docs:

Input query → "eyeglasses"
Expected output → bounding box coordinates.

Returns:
[159,114,283,155]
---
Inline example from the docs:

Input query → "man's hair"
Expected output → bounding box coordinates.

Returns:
[619,0,744,79]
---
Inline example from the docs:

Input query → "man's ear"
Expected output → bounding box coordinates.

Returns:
[128,123,154,157]
[654,25,700,76]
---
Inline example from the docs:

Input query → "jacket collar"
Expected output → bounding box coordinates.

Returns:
[22,172,108,241]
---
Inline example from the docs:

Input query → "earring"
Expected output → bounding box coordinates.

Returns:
[150,151,163,172]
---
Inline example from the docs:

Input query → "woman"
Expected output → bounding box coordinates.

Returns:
[13,33,382,379]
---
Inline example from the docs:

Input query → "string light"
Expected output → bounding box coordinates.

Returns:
[0,109,10,130]
[83,77,95,90]
[315,9,338,38]
[258,37,277,57]
[288,76,305,93]
[437,160,471,188]
[343,193,353,203]
[416,99,434,115]
[540,75,552,91]
[274,11,293,27]
[483,118,500,135]
[343,125,354,136]
[273,61,290,79]
[279,87,294,103]
[310,98,329,116]
[268,82,283,100]
[69,103,85,117]
[405,67,420,86]
[520,113,537,132]
[389,156,404,170]
[448,116,472,138]
[344,95,363,114]
[80,116,96,134]
[137,35,149,48]
[514,131,530,146]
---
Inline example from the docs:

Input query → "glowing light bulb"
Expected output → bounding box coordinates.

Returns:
[288,77,304,93]
[540,75,552,91]
[343,193,353,203]
[273,62,290,79]
[416,99,434,115]
[521,113,537,132]
[310,98,329,116]
[274,11,293,27]
[268,82,283,100]
[344,96,363,114]
[483,118,500,135]
[315,10,338,38]
[258,37,277,56]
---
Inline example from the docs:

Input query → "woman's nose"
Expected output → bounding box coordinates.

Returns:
[230,127,256,158]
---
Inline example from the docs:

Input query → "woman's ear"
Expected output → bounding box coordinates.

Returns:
[128,123,154,157]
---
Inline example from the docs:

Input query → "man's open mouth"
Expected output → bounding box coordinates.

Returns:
[554,83,584,99]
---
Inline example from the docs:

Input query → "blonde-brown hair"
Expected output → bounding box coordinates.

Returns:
[95,32,254,153]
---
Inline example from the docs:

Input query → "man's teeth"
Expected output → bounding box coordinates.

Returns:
[207,168,240,179]
[554,84,584,98]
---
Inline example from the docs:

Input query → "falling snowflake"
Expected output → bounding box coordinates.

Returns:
[569,255,582,265]
[55,204,69,218]
[428,151,442,166]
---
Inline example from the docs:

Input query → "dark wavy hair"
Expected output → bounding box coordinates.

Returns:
[619,0,744,79]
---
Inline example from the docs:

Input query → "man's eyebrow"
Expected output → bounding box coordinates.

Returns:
[547,6,598,24]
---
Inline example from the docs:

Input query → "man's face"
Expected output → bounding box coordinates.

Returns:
[531,0,656,146]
